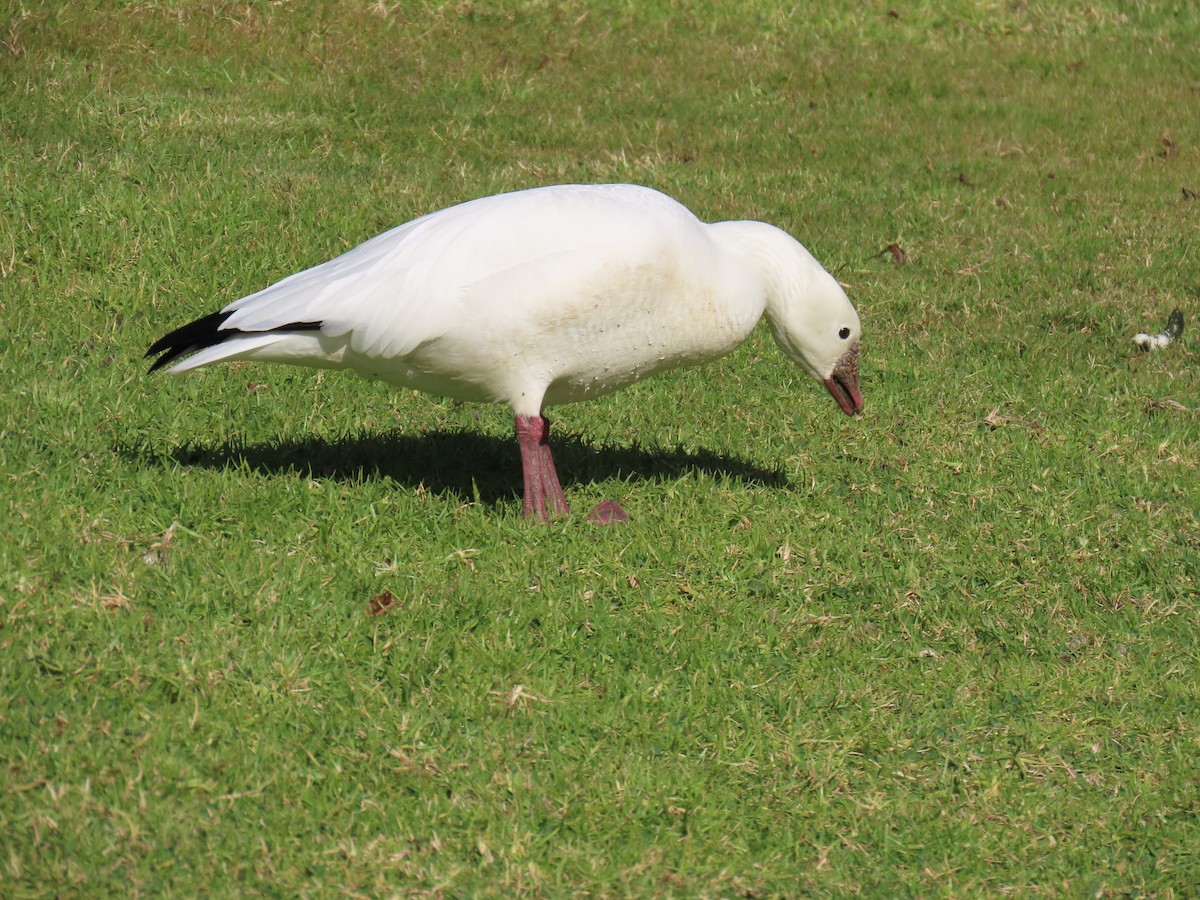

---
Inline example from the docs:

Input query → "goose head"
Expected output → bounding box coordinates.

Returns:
[712,220,863,416]
[769,264,863,417]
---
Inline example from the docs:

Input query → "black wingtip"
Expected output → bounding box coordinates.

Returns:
[146,310,234,373]
[145,311,327,373]
[1165,308,1184,340]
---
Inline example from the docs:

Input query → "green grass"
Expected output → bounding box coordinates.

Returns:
[3,1,1199,895]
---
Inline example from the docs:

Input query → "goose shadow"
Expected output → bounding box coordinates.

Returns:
[135,428,788,507]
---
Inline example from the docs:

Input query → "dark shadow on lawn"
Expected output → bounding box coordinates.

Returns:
[132,428,787,508]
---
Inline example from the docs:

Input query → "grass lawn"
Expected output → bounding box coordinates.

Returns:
[3,1,1198,895]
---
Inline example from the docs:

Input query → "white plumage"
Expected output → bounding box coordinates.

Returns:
[1132,308,1184,352]
[148,184,863,522]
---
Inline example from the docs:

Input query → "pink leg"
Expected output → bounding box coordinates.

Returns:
[515,414,570,522]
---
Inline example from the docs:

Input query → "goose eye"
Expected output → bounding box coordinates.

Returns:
[838,327,851,340]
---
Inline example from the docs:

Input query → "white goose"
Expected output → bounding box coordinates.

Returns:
[147,184,863,522]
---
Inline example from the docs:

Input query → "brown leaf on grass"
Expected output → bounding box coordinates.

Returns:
[100,590,132,610]
[143,521,179,566]
[884,242,907,265]
[73,578,134,611]
[587,499,629,524]
[490,684,552,713]
[366,591,399,617]
[388,748,440,777]
[984,407,1044,434]
[1141,397,1191,414]
[1159,135,1179,160]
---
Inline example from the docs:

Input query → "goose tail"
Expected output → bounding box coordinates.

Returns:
[145,311,324,373]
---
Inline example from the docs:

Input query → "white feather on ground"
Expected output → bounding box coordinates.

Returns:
[1133,309,1184,351]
